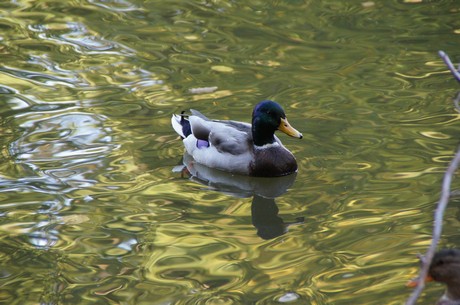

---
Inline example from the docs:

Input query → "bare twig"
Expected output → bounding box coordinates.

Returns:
[406,51,460,305]
[405,147,460,305]
[439,50,460,82]
[439,51,460,112]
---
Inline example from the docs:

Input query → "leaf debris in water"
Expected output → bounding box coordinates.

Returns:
[188,86,218,94]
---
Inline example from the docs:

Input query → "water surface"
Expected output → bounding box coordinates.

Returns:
[1,1,460,304]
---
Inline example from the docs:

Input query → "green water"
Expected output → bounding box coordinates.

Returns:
[1,0,460,304]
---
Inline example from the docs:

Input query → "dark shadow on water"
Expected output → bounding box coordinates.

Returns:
[251,195,304,240]
[175,153,305,239]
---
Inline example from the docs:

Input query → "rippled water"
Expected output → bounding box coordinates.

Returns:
[1,1,460,304]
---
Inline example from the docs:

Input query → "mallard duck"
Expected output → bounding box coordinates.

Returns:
[171,100,303,177]
[408,249,460,305]
[175,152,298,198]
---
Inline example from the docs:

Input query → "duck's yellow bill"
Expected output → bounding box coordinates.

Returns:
[279,117,303,139]
[406,275,434,288]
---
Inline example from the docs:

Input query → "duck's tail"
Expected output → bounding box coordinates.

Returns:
[171,111,192,139]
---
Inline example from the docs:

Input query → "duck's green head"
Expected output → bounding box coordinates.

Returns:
[252,100,303,146]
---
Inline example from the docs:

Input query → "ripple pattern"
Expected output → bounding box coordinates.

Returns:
[0,1,460,305]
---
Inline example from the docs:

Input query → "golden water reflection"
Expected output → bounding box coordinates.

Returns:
[1,1,460,305]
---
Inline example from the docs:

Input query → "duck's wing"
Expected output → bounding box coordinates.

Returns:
[189,115,253,155]
[209,121,252,155]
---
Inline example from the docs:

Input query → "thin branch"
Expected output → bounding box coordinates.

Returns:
[406,51,460,305]
[439,50,460,82]
[439,51,460,112]
[405,147,460,305]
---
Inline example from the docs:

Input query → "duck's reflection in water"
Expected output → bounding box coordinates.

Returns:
[251,195,304,240]
[175,153,305,239]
